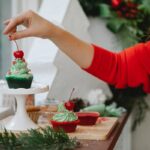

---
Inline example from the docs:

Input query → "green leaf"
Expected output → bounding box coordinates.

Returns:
[138,0,150,14]
[99,4,112,18]
[107,18,125,33]
[116,26,139,48]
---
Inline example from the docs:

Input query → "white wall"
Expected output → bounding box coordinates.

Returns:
[0,0,12,78]
[114,115,132,150]
[45,0,112,100]
[89,17,122,51]
[132,95,150,150]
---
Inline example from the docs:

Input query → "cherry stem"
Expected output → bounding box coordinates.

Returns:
[13,40,19,51]
[69,88,75,101]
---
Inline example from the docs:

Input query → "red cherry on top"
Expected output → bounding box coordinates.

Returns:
[14,50,24,59]
[64,101,75,111]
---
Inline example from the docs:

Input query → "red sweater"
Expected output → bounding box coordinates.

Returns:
[83,42,150,93]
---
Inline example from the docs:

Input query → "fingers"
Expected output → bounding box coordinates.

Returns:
[3,15,25,35]
[9,29,31,40]
[3,19,10,25]
[3,19,16,39]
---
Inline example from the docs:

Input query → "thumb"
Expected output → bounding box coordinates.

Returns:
[10,29,31,40]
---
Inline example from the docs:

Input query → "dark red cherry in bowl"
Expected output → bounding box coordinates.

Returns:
[14,50,24,59]
[64,101,75,111]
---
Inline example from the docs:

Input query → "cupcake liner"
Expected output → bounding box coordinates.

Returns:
[51,119,79,133]
[6,76,33,89]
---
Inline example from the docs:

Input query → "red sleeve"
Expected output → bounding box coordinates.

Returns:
[83,42,150,93]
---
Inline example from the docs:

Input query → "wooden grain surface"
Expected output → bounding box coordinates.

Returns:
[1,116,118,141]
[68,117,118,140]
[0,113,129,150]
[76,113,129,150]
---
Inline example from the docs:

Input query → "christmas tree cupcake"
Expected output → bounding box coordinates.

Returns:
[5,41,33,89]
[51,103,79,133]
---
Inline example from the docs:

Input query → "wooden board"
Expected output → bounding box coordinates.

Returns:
[1,116,118,141]
[68,117,118,140]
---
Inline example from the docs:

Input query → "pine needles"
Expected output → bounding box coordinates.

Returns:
[0,127,77,150]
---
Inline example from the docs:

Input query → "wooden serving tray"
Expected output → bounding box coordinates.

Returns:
[68,117,118,140]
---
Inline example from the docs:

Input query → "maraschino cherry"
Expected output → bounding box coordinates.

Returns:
[13,40,24,59]
[65,88,75,111]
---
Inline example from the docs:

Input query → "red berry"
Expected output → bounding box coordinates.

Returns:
[64,101,75,111]
[14,50,24,59]
[111,0,122,8]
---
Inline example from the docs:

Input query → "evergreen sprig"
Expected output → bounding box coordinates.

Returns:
[0,127,77,150]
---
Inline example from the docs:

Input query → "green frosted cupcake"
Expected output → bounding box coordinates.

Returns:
[6,50,33,89]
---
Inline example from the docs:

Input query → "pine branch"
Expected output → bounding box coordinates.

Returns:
[0,127,78,150]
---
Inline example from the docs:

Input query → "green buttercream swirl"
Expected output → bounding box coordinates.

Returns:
[57,103,68,112]
[52,112,78,122]
[6,59,33,79]
[52,102,78,122]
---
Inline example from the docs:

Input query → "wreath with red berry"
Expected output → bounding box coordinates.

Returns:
[79,0,150,48]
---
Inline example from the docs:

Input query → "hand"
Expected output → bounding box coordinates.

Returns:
[3,10,53,40]
[3,10,94,69]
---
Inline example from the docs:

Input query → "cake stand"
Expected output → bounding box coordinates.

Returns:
[0,80,49,131]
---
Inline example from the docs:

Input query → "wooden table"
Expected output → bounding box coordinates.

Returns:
[76,113,129,150]
[1,113,129,150]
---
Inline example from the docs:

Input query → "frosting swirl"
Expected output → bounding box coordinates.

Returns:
[6,59,33,79]
[52,112,78,122]
[52,102,78,122]
[57,102,68,112]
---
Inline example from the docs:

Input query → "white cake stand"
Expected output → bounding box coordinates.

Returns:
[0,80,49,131]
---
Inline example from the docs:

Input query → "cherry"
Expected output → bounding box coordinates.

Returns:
[13,40,24,59]
[65,101,75,111]
[14,50,24,59]
[64,88,75,111]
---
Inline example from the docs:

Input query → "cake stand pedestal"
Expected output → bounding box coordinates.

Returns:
[0,81,49,131]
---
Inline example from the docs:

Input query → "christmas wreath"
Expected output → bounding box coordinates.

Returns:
[79,0,150,48]
[79,0,150,130]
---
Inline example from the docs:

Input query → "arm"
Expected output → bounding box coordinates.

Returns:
[3,10,94,69]
[85,43,150,93]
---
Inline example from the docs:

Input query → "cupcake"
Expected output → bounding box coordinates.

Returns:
[6,50,33,89]
[50,103,79,133]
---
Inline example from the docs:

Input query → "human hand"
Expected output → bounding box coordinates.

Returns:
[3,10,53,40]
